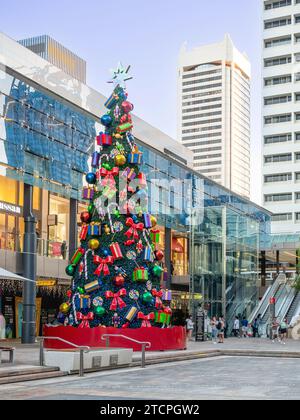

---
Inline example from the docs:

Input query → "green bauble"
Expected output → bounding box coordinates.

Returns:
[77,287,85,294]
[66,265,75,276]
[143,292,153,304]
[153,265,163,277]
[88,204,94,213]
[95,306,106,316]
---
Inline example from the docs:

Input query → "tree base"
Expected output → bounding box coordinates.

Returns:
[43,325,186,352]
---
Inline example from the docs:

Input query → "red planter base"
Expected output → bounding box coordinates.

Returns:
[43,325,186,352]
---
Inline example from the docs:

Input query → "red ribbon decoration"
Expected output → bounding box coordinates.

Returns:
[152,289,163,309]
[93,255,114,276]
[98,167,119,187]
[77,312,94,329]
[138,312,155,328]
[105,289,127,311]
[124,239,135,247]
[125,218,144,240]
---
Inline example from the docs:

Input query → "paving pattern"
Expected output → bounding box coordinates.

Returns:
[1,356,299,400]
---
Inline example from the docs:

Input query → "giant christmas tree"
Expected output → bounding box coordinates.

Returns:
[60,65,172,330]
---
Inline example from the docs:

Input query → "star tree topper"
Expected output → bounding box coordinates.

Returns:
[108,62,133,88]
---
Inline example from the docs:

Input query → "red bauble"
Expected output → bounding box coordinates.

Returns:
[122,101,134,114]
[114,275,125,287]
[80,211,90,223]
[155,250,164,261]
[66,290,72,299]
[120,115,128,124]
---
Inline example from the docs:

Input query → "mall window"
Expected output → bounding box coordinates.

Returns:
[48,194,70,258]
[265,193,292,202]
[264,173,292,183]
[271,213,292,222]
[264,134,291,144]
[264,153,292,163]
[172,233,188,276]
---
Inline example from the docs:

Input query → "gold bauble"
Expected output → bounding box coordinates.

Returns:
[60,303,70,314]
[114,133,122,140]
[89,239,100,250]
[115,154,126,167]
[104,225,111,235]
[150,216,157,227]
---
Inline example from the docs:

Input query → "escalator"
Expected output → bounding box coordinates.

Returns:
[286,292,300,324]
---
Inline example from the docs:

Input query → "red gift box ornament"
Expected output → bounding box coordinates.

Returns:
[138,312,155,328]
[109,242,123,260]
[77,312,94,329]
[98,167,119,188]
[152,289,163,309]
[105,289,127,311]
[125,218,144,241]
[93,255,114,276]
[97,133,113,147]
[80,225,88,241]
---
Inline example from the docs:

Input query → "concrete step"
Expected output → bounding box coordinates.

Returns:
[0,369,67,385]
[131,351,221,367]
[0,366,60,378]
[222,350,300,358]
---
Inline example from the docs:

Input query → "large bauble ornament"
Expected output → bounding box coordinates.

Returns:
[150,216,157,227]
[115,154,126,167]
[101,115,112,127]
[143,292,153,304]
[155,250,164,261]
[66,265,75,276]
[95,306,106,317]
[89,239,100,250]
[86,172,96,185]
[81,211,90,223]
[114,275,125,287]
[59,303,70,314]
[122,101,134,114]
[153,265,164,277]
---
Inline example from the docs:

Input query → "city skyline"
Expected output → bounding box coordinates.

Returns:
[0,0,262,204]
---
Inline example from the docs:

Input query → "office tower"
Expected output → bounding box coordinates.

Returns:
[178,34,251,198]
[262,0,300,233]
[19,35,86,83]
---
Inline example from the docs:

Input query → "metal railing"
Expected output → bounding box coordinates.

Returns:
[102,334,151,368]
[39,337,90,377]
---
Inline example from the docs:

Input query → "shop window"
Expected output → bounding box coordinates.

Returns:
[48,194,70,257]
[0,175,17,204]
[172,235,188,276]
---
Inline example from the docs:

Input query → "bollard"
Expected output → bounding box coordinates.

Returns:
[39,339,44,367]
[79,349,84,377]
[141,344,146,368]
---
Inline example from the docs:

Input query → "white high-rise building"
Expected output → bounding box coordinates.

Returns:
[178,34,251,198]
[262,0,300,234]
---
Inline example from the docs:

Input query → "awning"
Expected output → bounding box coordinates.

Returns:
[172,238,184,253]
[0,268,32,282]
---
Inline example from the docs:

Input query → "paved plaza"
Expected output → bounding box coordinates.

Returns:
[0,355,300,400]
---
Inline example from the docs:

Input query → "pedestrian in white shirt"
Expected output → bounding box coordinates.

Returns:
[233,316,240,338]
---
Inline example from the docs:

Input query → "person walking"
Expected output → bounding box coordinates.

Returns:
[279,318,288,344]
[241,317,249,338]
[252,318,259,338]
[186,315,194,342]
[217,316,225,344]
[257,314,263,338]
[211,316,218,344]
[271,317,279,343]
[233,316,240,337]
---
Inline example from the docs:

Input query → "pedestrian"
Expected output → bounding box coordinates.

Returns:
[217,316,225,344]
[271,317,279,343]
[257,314,263,337]
[241,317,249,338]
[186,315,194,342]
[211,316,218,344]
[279,318,288,344]
[252,319,259,338]
[233,316,240,337]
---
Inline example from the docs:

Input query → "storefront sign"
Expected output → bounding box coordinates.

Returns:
[0,201,22,216]
[37,280,57,287]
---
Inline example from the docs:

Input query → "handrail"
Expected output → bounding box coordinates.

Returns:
[40,337,90,377]
[101,334,151,368]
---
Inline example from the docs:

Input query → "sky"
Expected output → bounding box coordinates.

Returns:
[0,0,262,204]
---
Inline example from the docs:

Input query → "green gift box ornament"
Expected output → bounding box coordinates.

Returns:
[133,267,149,282]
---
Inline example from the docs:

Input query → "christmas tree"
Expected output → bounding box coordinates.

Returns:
[60,64,172,330]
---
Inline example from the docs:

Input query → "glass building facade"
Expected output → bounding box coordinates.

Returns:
[0,47,271,333]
